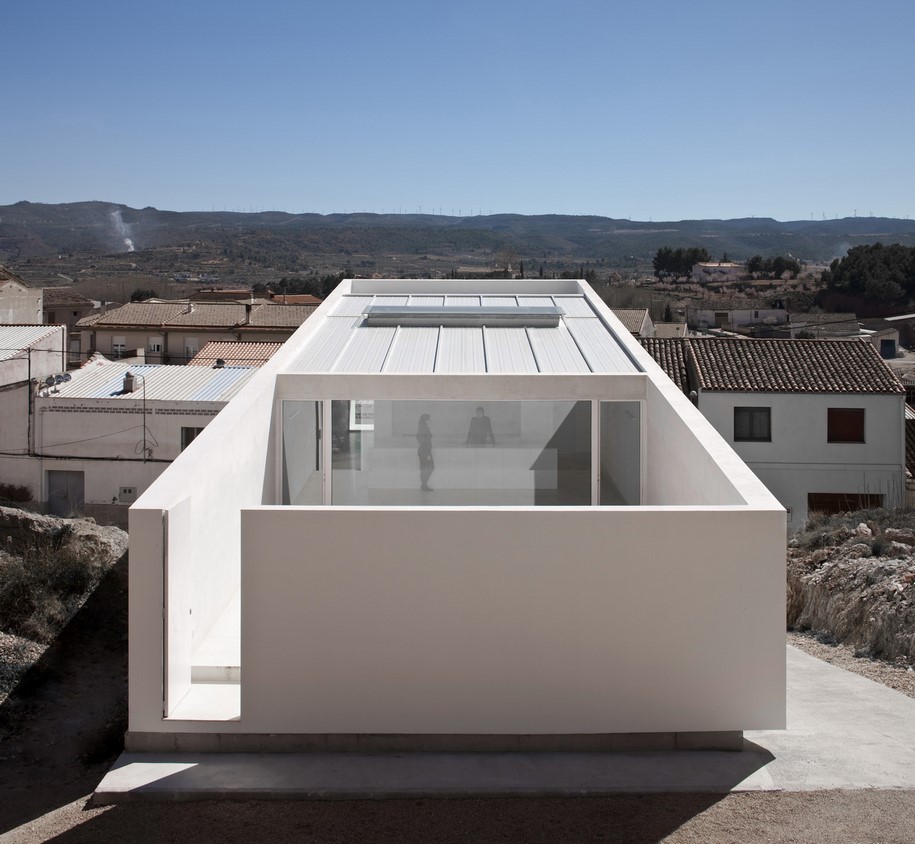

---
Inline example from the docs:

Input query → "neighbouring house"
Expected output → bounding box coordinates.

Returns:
[785,312,859,339]
[653,321,688,339]
[124,278,784,757]
[687,300,787,332]
[187,341,283,368]
[610,308,655,338]
[642,336,906,530]
[0,269,42,325]
[42,286,96,363]
[268,292,323,305]
[0,355,256,526]
[77,301,317,364]
[0,325,69,502]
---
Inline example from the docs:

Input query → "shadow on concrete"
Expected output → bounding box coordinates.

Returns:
[45,794,730,843]
[0,552,128,835]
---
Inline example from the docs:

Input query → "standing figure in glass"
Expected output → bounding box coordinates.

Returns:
[416,413,434,491]
[466,406,496,446]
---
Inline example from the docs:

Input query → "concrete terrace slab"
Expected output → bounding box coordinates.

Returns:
[94,647,915,802]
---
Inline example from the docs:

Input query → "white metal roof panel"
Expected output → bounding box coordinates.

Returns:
[292,316,360,371]
[435,327,486,373]
[481,296,518,307]
[407,295,445,307]
[566,319,637,372]
[0,325,60,361]
[517,296,556,308]
[379,295,410,306]
[332,326,396,372]
[552,296,594,318]
[483,328,537,373]
[528,325,592,373]
[333,296,374,317]
[382,327,440,373]
[444,296,481,306]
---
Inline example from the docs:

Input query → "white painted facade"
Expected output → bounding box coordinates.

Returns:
[698,390,906,529]
[128,279,786,751]
[0,278,43,325]
[689,306,787,331]
[0,356,254,524]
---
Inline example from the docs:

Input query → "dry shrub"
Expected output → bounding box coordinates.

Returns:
[0,542,106,644]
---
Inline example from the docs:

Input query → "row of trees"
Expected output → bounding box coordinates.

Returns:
[254,272,346,299]
[652,247,711,279]
[822,243,915,302]
[746,255,801,279]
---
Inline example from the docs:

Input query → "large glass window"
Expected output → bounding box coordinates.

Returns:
[282,401,323,505]
[599,402,641,505]
[331,400,591,506]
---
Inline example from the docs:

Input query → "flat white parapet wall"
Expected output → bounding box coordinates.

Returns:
[240,505,785,735]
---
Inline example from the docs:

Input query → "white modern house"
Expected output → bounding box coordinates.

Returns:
[642,337,906,531]
[126,279,785,755]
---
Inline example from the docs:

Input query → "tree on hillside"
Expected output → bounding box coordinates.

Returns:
[822,243,915,303]
[746,255,801,280]
[130,288,157,302]
[652,247,711,279]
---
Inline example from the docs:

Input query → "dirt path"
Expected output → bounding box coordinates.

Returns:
[3,560,915,842]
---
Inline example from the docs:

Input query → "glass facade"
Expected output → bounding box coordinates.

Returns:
[282,399,641,507]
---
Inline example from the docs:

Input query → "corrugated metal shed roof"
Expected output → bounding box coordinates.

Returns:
[46,361,256,402]
[0,325,61,362]
[290,294,639,374]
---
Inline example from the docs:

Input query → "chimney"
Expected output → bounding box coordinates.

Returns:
[123,372,136,393]
[184,302,194,314]
[214,358,226,369]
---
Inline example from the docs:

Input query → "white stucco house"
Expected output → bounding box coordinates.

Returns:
[126,279,785,755]
[0,353,255,525]
[642,337,906,531]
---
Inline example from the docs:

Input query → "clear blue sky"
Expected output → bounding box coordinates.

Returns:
[6,0,914,221]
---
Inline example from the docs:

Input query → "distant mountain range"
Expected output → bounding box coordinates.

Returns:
[3,201,915,270]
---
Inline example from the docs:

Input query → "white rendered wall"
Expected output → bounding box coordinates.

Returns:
[240,505,785,734]
[699,392,906,527]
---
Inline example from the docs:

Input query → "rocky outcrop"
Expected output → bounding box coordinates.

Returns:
[788,516,915,664]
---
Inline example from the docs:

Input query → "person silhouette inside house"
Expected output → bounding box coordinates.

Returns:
[416,413,434,491]
[466,406,496,446]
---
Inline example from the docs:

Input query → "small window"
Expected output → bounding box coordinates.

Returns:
[827,408,864,443]
[734,407,771,442]
[181,427,205,451]
[148,336,163,353]
[112,336,127,358]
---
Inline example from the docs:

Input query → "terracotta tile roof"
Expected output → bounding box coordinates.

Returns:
[688,338,904,394]
[246,304,317,327]
[641,337,905,395]
[42,287,94,308]
[269,293,323,305]
[640,338,690,391]
[76,301,315,330]
[188,341,283,367]
[611,308,650,335]
[79,303,188,327]
[166,303,246,326]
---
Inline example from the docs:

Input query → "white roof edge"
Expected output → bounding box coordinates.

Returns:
[350,278,582,295]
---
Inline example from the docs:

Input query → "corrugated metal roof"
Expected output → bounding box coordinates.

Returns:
[288,293,639,375]
[436,327,487,373]
[483,327,538,373]
[45,361,256,402]
[0,325,61,362]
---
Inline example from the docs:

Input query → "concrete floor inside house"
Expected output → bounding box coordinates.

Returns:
[168,591,241,721]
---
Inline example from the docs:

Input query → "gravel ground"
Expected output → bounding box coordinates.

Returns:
[788,629,915,699]
[5,790,915,843]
